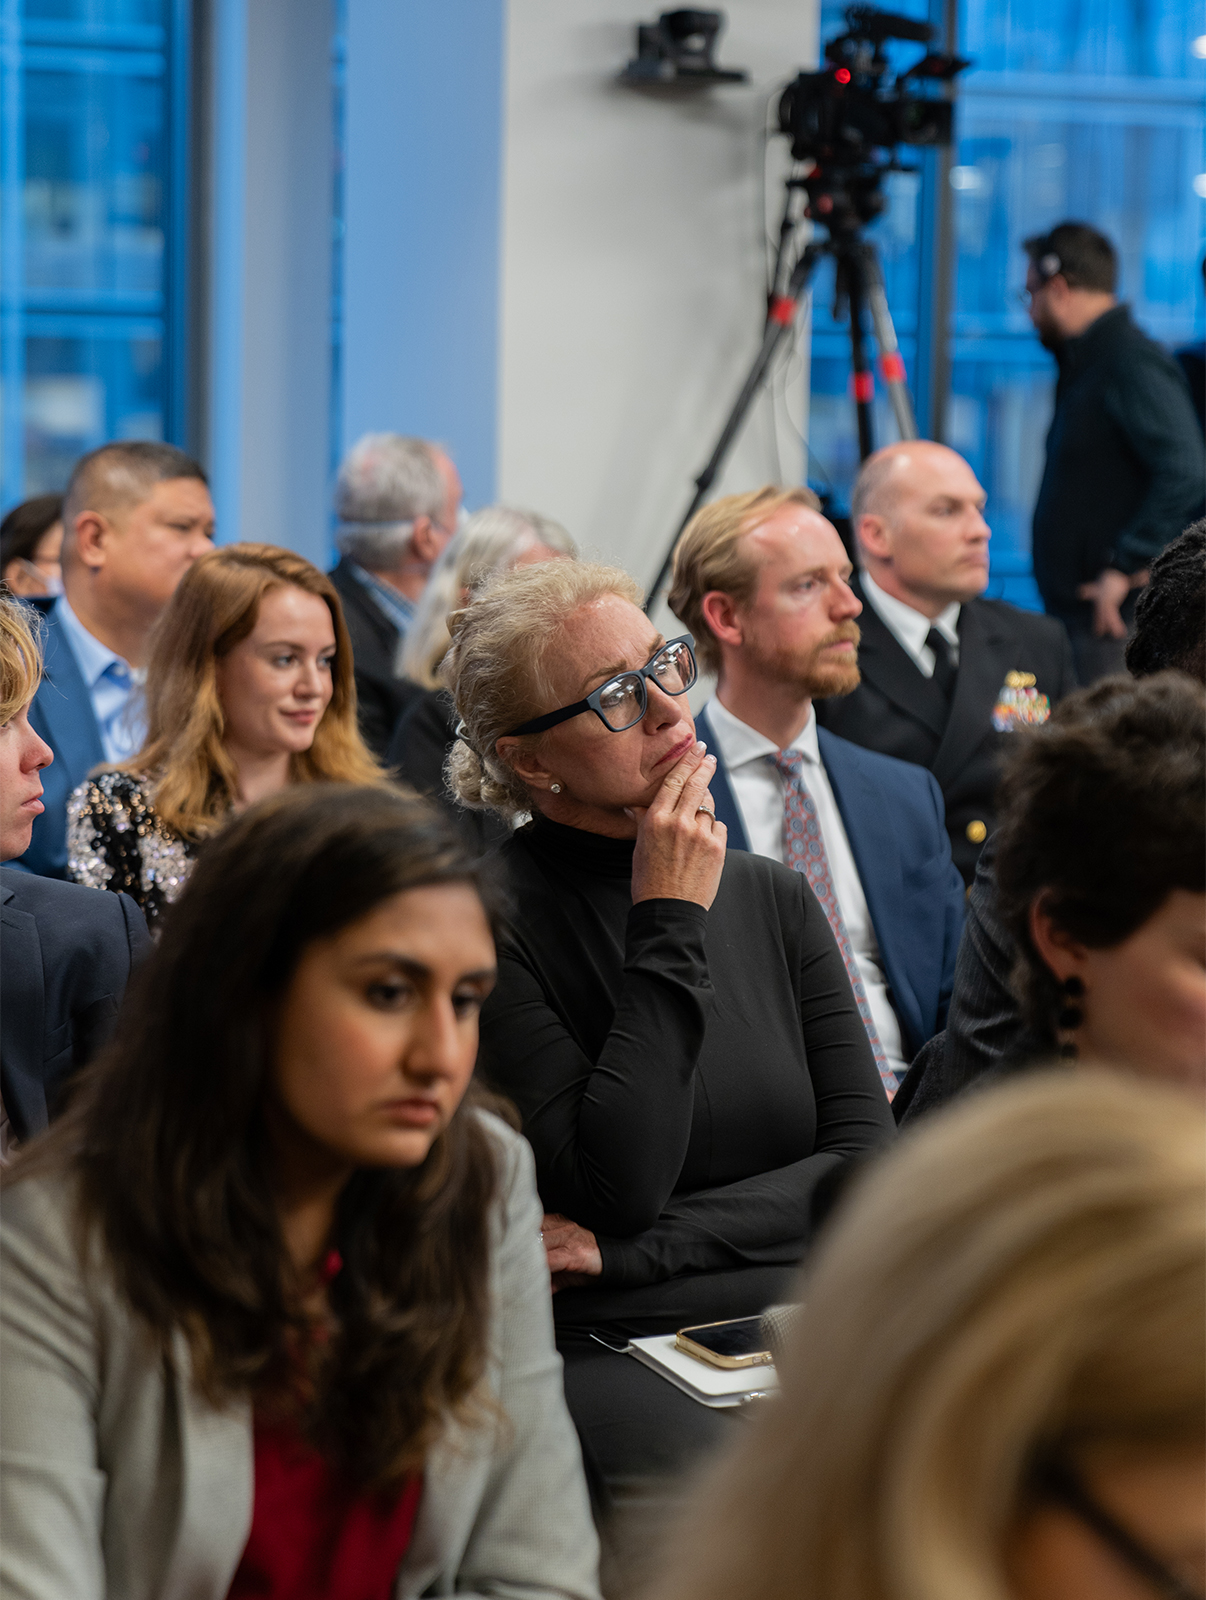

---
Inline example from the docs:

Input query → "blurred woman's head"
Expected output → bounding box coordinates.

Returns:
[0,593,53,860]
[12,784,504,1484]
[648,1071,1206,1600]
[445,560,699,830]
[133,542,382,835]
[401,505,576,689]
[994,673,1206,1087]
[0,494,64,598]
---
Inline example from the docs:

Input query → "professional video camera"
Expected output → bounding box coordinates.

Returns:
[777,6,968,229]
[644,7,972,608]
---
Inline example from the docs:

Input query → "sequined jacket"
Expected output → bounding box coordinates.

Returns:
[66,770,199,930]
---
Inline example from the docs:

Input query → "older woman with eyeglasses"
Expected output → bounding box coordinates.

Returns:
[444,562,894,1520]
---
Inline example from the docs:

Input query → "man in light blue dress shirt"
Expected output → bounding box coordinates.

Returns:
[17,441,215,879]
[51,596,145,766]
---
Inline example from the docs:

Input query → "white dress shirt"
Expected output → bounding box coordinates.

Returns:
[54,597,146,763]
[704,697,906,1080]
[860,569,960,677]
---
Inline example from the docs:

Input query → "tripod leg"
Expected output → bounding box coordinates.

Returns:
[843,252,875,461]
[769,182,806,305]
[861,242,919,442]
[646,243,826,612]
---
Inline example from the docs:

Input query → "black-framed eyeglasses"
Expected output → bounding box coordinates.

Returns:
[1034,1458,1205,1600]
[506,636,697,737]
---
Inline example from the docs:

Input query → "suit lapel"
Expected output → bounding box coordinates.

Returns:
[852,583,949,741]
[0,898,49,1141]
[930,601,1008,791]
[159,1330,253,1600]
[818,729,923,1049]
[33,612,105,783]
[694,708,750,851]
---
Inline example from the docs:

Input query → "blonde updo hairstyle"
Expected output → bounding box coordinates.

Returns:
[444,560,643,820]
[646,1070,1206,1600]
[400,506,576,690]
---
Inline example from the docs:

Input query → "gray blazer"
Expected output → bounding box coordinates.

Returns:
[0,1117,601,1600]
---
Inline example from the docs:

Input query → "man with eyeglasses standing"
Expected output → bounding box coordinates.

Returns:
[330,433,463,757]
[669,486,966,1094]
[1022,221,1204,684]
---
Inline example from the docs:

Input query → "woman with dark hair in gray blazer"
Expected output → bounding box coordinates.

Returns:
[0,784,599,1600]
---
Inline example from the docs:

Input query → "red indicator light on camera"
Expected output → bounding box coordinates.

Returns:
[835,68,851,83]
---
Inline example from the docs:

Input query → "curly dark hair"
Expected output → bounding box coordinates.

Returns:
[1125,521,1206,683]
[8,784,507,1488]
[995,673,1206,1040]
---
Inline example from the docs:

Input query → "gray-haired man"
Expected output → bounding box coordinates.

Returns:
[329,433,462,757]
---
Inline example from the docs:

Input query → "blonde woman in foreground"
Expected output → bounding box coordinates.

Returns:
[646,1070,1205,1600]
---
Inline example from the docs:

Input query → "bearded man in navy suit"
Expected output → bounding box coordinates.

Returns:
[669,486,965,1092]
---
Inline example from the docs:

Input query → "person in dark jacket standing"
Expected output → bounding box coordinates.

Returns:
[1024,221,1205,684]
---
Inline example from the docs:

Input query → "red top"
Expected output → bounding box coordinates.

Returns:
[227,1252,423,1600]
[226,1417,422,1600]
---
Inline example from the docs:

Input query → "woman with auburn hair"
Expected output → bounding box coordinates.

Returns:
[1,784,599,1600]
[646,1070,1206,1600]
[66,542,383,925]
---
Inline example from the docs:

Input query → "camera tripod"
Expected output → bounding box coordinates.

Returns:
[646,215,919,611]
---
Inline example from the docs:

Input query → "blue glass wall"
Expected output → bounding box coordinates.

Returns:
[809,0,1206,609]
[0,0,189,505]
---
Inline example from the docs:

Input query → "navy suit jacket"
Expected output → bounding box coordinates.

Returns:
[0,868,150,1141]
[16,599,105,880]
[696,707,965,1061]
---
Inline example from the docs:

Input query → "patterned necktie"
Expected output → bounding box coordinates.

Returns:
[926,628,956,700]
[772,751,896,1096]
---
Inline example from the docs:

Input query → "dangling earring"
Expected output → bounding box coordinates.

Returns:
[550,782,562,794]
[1055,975,1084,1059]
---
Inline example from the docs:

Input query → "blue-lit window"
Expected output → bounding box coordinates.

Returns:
[0,0,190,503]
[809,0,1206,610]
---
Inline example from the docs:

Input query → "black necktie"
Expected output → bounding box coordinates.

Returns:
[926,628,957,700]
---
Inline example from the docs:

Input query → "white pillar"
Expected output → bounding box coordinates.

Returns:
[497,1,818,598]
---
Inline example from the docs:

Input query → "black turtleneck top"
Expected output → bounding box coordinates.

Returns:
[478,816,895,1334]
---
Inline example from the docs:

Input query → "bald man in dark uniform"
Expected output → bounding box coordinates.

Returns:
[815,442,1076,884]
